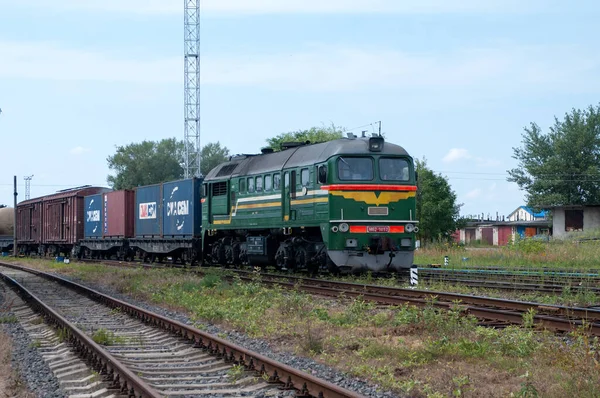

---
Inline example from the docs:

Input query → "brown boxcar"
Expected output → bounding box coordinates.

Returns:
[42,187,111,248]
[16,198,43,244]
[103,190,135,237]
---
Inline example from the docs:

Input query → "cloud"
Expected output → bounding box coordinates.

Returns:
[0,41,178,84]
[443,148,470,163]
[0,0,556,15]
[442,148,501,168]
[465,189,482,199]
[0,40,598,95]
[70,146,90,155]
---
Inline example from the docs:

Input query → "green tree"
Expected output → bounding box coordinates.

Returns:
[416,158,462,243]
[107,138,185,189]
[508,104,600,207]
[201,141,230,176]
[107,139,229,189]
[265,123,344,151]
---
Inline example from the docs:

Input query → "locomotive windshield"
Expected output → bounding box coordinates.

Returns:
[380,158,410,181]
[337,157,374,181]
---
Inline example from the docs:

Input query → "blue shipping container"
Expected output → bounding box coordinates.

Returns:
[162,178,203,237]
[84,194,103,238]
[135,184,162,237]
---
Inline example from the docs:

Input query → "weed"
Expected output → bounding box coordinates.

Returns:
[522,308,536,329]
[29,339,41,348]
[109,307,122,315]
[200,273,222,289]
[452,375,470,397]
[56,327,69,342]
[92,328,126,345]
[0,314,18,323]
[516,371,539,397]
[227,364,245,382]
[302,317,324,355]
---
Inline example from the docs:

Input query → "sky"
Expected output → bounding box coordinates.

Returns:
[1,0,599,218]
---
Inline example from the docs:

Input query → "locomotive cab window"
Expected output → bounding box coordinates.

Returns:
[380,158,410,181]
[264,175,272,191]
[248,177,255,193]
[318,165,327,184]
[301,168,309,186]
[274,174,281,190]
[337,157,373,181]
[239,178,246,193]
[256,176,263,192]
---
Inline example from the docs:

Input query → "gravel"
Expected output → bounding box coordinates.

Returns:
[0,287,67,398]
[43,271,404,398]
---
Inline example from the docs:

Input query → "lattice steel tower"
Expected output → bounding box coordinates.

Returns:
[184,0,201,178]
[24,175,33,200]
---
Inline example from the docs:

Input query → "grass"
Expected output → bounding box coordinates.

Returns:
[91,328,127,346]
[0,314,18,324]
[415,237,600,271]
[329,273,600,307]
[6,257,600,397]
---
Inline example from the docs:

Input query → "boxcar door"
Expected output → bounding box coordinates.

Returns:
[282,172,291,222]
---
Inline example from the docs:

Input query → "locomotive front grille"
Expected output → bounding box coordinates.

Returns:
[368,206,389,216]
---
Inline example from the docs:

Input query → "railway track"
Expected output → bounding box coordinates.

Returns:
[221,269,600,335]
[0,262,364,398]
[80,257,600,293]
[77,259,600,334]
[418,267,600,284]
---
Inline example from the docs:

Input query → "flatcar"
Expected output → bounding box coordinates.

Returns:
[202,134,418,273]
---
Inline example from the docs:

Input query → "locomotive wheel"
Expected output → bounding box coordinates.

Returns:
[275,243,294,270]
[224,244,234,266]
[211,242,226,265]
[239,245,248,265]
[294,245,308,270]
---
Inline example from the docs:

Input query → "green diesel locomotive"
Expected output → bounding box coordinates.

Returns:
[201,135,418,274]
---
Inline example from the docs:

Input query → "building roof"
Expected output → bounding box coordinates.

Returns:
[508,205,548,218]
[463,220,552,228]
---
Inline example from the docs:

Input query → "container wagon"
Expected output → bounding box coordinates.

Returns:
[128,177,203,264]
[78,190,135,260]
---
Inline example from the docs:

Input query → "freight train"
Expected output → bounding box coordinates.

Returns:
[14,135,419,274]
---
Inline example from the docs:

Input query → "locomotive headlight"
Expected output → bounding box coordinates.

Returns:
[339,222,349,233]
[405,223,415,233]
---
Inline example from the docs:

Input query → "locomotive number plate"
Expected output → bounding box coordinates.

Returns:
[367,226,390,233]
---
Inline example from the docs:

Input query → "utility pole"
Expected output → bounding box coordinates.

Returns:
[184,0,201,178]
[13,176,17,257]
[24,175,33,200]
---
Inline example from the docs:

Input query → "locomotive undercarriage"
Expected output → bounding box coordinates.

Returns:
[204,227,332,274]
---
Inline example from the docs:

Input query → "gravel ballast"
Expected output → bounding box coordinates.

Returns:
[0,286,67,398]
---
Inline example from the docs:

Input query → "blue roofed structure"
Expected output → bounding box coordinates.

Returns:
[508,206,548,222]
